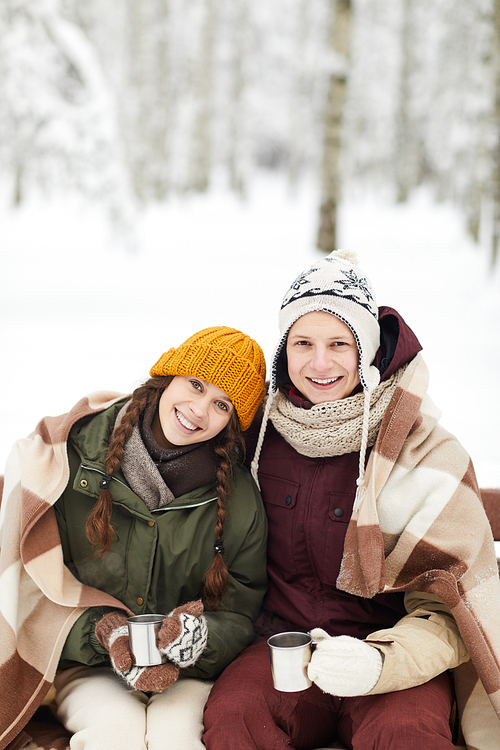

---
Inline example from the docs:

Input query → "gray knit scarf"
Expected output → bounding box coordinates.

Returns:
[114,403,217,510]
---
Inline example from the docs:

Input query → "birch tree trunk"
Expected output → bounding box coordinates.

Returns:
[491,0,500,265]
[395,0,418,203]
[317,0,352,254]
[150,0,172,200]
[288,0,309,190]
[186,0,216,192]
[125,0,148,200]
[124,0,172,201]
[227,0,250,197]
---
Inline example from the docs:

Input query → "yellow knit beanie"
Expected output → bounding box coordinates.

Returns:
[150,327,266,431]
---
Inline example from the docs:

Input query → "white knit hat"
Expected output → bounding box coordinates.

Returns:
[251,250,381,500]
[271,249,380,394]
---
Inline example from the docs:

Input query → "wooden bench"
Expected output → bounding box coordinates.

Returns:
[481,488,500,566]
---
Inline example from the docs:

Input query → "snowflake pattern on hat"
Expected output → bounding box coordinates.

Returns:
[281,259,377,318]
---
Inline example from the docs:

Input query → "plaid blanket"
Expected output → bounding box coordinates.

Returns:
[0,392,130,750]
[2,362,500,749]
[336,353,500,748]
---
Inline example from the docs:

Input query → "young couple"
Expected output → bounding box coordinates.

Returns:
[2,251,500,750]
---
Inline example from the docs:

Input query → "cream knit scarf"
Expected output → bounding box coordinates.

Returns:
[269,367,406,459]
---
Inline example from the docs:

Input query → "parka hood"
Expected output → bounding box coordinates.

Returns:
[275,306,422,401]
[376,306,422,381]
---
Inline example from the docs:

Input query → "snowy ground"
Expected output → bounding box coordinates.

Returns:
[1,174,499,487]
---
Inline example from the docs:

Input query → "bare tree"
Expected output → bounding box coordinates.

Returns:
[317,0,352,254]
[149,0,173,200]
[0,0,128,208]
[226,0,251,197]
[491,0,500,264]
[395,0,420,203]
[124,0,149,199]
[186,0,217,192]
[288,0,310,189]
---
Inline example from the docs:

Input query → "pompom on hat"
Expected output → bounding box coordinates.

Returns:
[150,326,266,431]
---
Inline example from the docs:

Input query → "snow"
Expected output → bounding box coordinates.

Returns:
[1,173,499,487]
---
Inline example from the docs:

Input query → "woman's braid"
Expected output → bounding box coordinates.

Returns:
[85,377,170,556]
[204,411,245,610]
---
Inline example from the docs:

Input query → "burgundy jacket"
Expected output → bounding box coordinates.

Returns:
[247,307,423,640]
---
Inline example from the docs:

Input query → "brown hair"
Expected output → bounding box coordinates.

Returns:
[85,375,245,610]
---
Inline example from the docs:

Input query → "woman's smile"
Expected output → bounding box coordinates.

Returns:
[158,375,233,445]
[175,408,200,433]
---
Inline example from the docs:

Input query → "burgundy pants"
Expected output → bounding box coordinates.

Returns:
[203,642,455,750]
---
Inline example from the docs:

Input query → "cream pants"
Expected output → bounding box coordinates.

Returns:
[53,666,213,750]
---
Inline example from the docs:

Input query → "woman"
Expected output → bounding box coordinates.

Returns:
[203,252,500,749]
[0,326,268,750]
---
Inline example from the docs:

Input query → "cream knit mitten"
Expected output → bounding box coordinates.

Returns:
[157,600,208,668]
[307,628,383,696]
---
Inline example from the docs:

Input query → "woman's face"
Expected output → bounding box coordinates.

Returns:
[286,311,360,404]
[158,375,234,446]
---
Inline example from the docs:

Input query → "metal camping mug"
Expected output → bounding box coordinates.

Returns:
[267,631,313,692]
[127,614,165,666]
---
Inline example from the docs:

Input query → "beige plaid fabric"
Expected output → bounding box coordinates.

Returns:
[335,353,500,748]
[0,392,130,750]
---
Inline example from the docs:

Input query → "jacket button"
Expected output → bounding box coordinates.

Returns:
[285,496,292,506]
[137,597,144,606]
[148,520,155,527]
[333,507,344,517]
[80,479,88,488]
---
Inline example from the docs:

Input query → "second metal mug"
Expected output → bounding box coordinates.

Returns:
[127,614,165,666]
[267,631,313,692]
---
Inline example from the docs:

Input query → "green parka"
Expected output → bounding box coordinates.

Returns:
[54,399,268,680]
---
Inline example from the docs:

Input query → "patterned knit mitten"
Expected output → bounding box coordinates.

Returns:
[119,662,179,693]
[157,600,208,668]
[95,610,133,673]
[307,628,383,697]
[95,610,179,693]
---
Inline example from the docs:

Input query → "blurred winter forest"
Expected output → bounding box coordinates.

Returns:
[2,0,500,262]
[1,0,500,486]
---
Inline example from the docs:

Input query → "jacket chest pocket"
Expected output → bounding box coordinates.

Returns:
[327,492,353,524]
[320,491,355,585]
[260,473,300,576]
